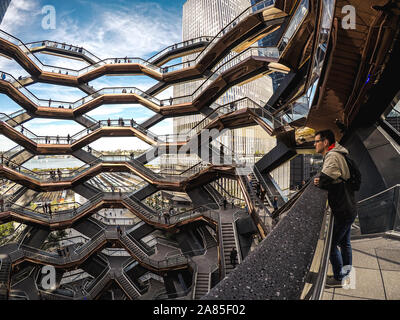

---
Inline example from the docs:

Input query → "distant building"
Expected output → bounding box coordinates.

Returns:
[251,0,286,92]
[171,0,291,197]
[0,0,11,23]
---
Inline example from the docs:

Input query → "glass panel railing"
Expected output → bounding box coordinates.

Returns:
[2,145,25,160]
[78,57,162,76]
[2,109,26,122]
[148,36,213,64]
[0,71,41,106]
[69,118,160,143]
[1,1,278,80]
[274,0,335,126]
[194,0,276,65]
[278,0,310,53]
[2,46,277,118]
[0,30,44,70]
[0,112,39,141]
[25,40,101,63]
[192,47,279,101]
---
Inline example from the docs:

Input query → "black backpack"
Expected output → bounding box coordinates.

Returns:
[340,155,362,192]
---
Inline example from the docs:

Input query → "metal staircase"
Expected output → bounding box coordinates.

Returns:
[193,272,210,299]
[0,256,11,300]
[220,222,237,277]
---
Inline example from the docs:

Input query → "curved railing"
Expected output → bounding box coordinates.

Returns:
[25,40,101,64]
[0,1,279,78]
[204,182,331,300]
[271,0,335,124]
[25,36,213,68]
[0,46,279,114]
[147,36,213,65]
[0,99,286,152]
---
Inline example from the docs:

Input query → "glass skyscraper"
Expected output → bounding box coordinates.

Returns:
[251,0,286,92]
[0,0,11,23]
[172,0,291,196]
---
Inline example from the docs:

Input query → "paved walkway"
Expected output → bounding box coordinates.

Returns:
[322,232,400,300]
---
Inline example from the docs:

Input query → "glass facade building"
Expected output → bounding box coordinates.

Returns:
[0,0,11,23]
[171,0,290,195]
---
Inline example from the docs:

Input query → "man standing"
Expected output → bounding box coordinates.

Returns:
[313,129,357,288]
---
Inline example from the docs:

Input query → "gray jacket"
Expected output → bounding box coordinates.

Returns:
[321,143,350,183]
[318,142,356,220]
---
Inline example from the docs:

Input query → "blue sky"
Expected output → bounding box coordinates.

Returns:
[0,0,187,151]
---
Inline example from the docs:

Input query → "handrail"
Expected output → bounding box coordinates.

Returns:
[387,107,400,118]
[212,180,243,202]
[0,1,278,77]
[301,203,334,300]
[60,270,93,285]
[358,184,400,204]
[147,36,213,64]
[84,265,110,296]
[25,40,101,62]
[0,223,26,246]
[253,165,274,206]
[271,179,310,221]
[165,248,205,259]
[0,46,279,112]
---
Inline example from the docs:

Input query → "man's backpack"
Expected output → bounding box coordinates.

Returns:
[340,155,362,192]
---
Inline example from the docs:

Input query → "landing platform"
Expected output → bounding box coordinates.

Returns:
[322,232,400,300]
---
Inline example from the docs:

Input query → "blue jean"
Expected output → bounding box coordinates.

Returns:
[330,216,354,280]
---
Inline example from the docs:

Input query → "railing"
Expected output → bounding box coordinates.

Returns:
[277,0,310,53]
[211,180,243,205]
[25,40,101,63]
[84,264,111,297]
[0,151,165,185]
[253,165,274,206]
[60,269,93,285]
[125,194,219,226]
[2,145,26,160]
[357,184,400,233]
[0,44,279,112]
[301,204,333,300]
[0,223,26,246]
[238,172,271,234]
[192,47,279,101]
[0,0,278,79]
[125,232,155,256]
[94,213,139,226]
[192,0,276,69]
[1,112,160,147]
[272,0,335,124]
[148,36,213,64]
[157,161,210,180]
[155,261,197,300]
[3,191,109,225]
[0,153,102,182]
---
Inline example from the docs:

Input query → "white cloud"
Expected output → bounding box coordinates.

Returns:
[29,2,182,61]
[1,0,41,34]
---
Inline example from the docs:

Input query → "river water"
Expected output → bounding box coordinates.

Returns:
[24,157,84,170]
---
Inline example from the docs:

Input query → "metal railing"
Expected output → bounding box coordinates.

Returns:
[25,40,101,63]
[301,204,333,300]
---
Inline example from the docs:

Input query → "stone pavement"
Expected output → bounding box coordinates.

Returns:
[322,232,400,300]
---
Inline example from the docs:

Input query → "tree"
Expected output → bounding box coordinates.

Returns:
[0,222,15,244]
